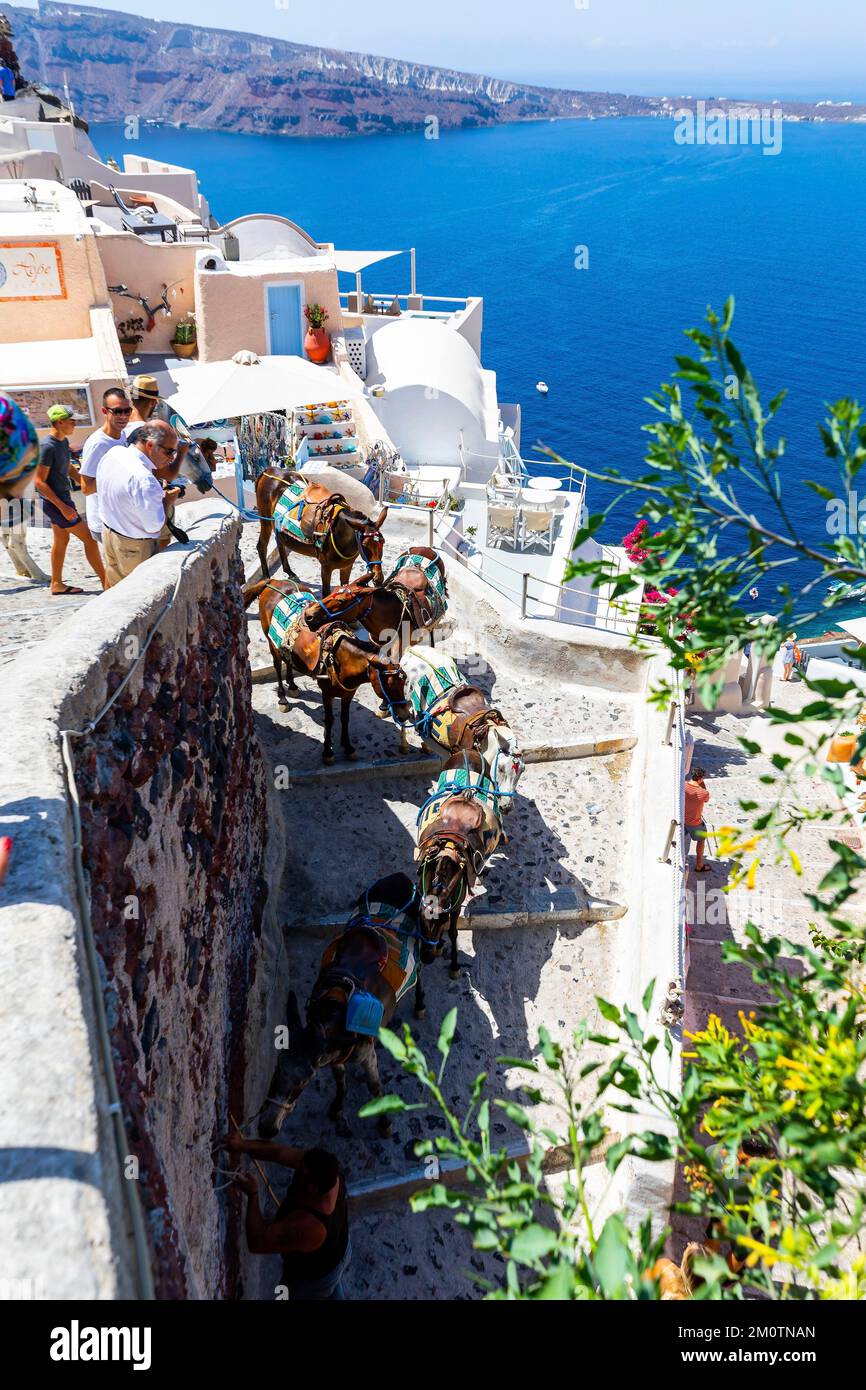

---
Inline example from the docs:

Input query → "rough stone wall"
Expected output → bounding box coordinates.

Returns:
[0,504,286,1299]
[71,547,267,1297]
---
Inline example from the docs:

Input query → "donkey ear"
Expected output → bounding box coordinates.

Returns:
[286,990,302,1032]
[376,507,388,529]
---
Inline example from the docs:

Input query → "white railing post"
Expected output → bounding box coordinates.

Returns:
[659,819,678,865]
[521,573,529,619]
[428,509,434,548]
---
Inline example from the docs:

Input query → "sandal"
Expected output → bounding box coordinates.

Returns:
[50,585,85,596]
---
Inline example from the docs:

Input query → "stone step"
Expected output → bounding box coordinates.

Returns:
[282,735,638,787]
[293,895,628,937]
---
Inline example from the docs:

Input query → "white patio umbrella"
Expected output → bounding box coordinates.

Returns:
[153,351,363,428]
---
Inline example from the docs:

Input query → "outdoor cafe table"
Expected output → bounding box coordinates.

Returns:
[526,476,563,492]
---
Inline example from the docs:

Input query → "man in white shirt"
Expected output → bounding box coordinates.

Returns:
[79,386,132,538]
[97,420,181,587]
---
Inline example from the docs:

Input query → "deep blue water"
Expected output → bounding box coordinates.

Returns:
[96,118,866,631]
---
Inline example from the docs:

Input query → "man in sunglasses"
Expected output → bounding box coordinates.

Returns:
[96,419,182,587]
[79,386,133,539]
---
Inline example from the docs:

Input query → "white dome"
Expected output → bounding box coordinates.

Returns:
[365,319,497,468]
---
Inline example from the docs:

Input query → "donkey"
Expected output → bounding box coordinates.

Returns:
[259,874,430,1139]
[255,469,386,596]
[305,547,449,659]
[399,646,525,798]
[415,748,506,978]
[246,577,412,762]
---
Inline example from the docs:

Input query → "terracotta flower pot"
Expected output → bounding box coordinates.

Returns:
[304,327,331,364]
[172,340,196,359]
[828,733,858,764]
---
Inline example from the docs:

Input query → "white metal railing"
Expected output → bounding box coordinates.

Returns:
[339,291,471,319]
[432,527,646,638]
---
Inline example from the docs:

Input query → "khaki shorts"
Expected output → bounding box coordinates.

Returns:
[103,527,159,587]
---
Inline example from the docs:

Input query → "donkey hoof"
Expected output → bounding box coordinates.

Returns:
[278,701,289,713]
[449,968,462,981]
[323,753,335,766]
[344,749,357,762]
[414,1007,427,1021]
[377,1118,394,1139]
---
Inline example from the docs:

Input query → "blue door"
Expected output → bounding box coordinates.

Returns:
[267,284,303,355]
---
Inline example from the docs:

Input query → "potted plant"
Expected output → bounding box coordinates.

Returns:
[116,315,145,358]
[828,730,858,764]
[172,314,197,360]
[304,303,331,364]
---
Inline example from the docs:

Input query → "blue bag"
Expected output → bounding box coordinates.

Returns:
[345,990,385,1038]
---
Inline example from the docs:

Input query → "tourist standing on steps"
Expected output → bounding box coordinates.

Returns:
[35,404,106,596]
[97,420,181,587]
[684,765,711,875]
[781,633,798,682]
[222,1135,352,1301]
[79,387,132,539]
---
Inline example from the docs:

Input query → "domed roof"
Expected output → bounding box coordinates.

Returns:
[365,318,487,428]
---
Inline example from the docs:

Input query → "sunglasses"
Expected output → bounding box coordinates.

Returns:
[156,443,179,459]
[105,406,132,416]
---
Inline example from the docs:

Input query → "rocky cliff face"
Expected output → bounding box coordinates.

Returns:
[7,1,669,136]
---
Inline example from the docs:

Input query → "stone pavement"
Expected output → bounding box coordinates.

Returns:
[0,526,102,669]
[241,522,643,1299]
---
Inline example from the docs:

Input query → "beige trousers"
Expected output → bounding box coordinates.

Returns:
[103,527,159,587]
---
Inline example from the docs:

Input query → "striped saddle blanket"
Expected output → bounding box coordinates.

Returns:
[387,552,447,625]
[416,762,504,851]
[401,647,462,735]
[322,925,418,1005]
[273,479,311,544]
[268,589,317,652]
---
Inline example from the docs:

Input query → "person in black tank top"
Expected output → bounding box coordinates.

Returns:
[224,1137,352,1301]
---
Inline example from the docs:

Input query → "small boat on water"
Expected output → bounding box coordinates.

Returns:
[536,381,549,395]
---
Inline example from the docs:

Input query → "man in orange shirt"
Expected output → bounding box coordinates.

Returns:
[685,765,711,873]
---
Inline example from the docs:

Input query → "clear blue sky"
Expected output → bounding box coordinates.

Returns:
[16,0,866,99]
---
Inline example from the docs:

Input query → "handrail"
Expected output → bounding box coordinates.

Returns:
[430,528,645,638]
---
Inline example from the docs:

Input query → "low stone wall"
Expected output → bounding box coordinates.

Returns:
[0,502,286,1299]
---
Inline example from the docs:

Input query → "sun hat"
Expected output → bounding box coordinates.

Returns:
[0,394,39,491]
[131,374,160,401]
[47,403,75,424]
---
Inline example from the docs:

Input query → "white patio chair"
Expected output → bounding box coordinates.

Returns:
[487,501,519,549]
[518,503,557,554]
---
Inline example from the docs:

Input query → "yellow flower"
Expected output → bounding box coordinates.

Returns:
[738,1236,781,1269]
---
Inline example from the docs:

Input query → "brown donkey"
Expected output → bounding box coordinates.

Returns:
[304,547,449,657]
[415,748,505,978]
[258,874,428,1139]
[246,577,412,762]
[255,469,386,595]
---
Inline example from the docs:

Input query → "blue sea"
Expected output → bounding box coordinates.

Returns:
[96,118,866,633]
